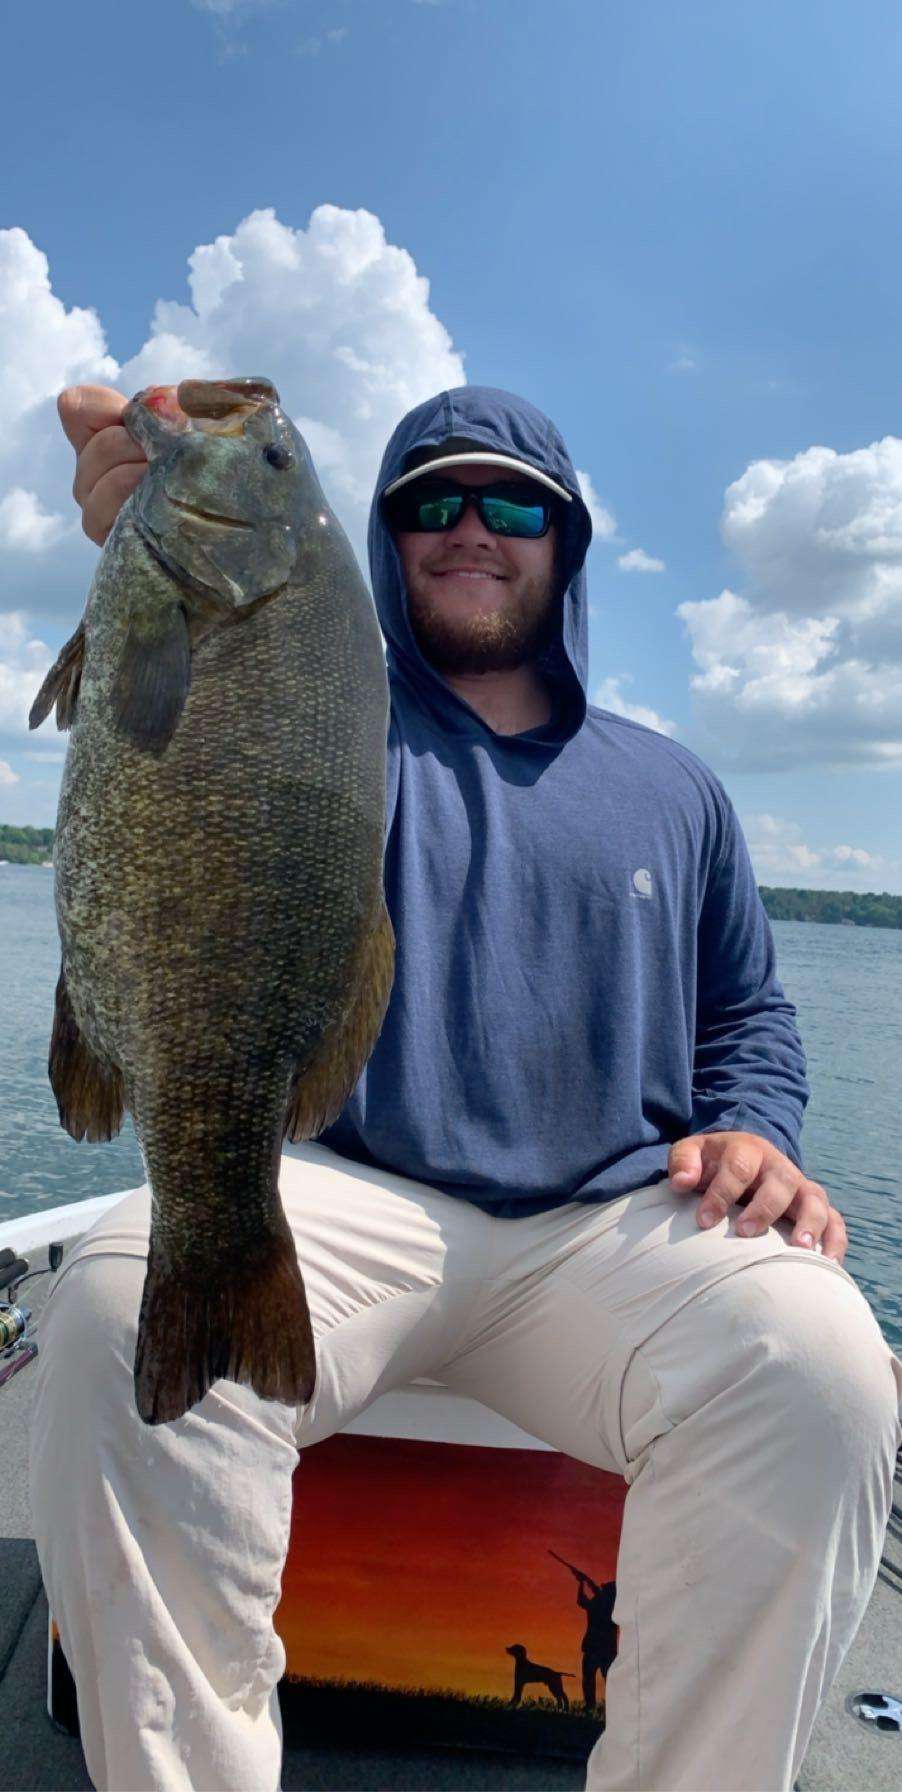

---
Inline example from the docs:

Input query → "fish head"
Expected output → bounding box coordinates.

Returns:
[124,378,316,608]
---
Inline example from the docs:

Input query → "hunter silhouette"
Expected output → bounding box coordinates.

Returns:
[549,1550,618,1709]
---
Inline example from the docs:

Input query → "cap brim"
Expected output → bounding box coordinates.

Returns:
[383,452,572,504]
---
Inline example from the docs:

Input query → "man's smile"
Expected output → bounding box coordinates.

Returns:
[429,566,507,581]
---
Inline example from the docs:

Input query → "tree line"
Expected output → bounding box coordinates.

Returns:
[0,824,55,865]
[758,885,902,930]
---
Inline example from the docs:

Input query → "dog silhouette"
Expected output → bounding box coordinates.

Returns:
[505,1642,575,1709]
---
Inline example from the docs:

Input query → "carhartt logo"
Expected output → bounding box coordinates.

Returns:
[631,868,653,899]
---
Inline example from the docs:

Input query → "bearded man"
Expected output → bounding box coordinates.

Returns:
[30,382,901,1792]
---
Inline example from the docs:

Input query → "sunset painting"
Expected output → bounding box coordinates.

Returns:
[275,1431,626,1750]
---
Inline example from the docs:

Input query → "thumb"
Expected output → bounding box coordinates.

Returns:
[669,1137,704,1190]
[57,384,129,456]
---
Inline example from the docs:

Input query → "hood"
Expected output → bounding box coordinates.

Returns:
[368,386,593,741]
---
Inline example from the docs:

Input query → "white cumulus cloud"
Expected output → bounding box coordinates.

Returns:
[0,611,51,743]
[576,468,617,541]
[618,547,665,573]
[742,812,887,888]
[832,843,878,865]
[0,227,116,444]
[0,488,68,552]
[119,206,465,525]
[0,225,120,626]
[722,440,902,622]
[679,438,902,770]
[593,674,677,737]
[0,759,19,786]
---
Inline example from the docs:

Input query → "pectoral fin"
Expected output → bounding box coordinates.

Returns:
[111,602,191,751]
[49,967,125,1142]
[29,621,85,731]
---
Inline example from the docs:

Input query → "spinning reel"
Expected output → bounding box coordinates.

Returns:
[0,1242,63,1388]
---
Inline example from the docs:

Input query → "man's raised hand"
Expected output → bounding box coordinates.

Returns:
[667,1130,847,1262]
[59,384,149,546]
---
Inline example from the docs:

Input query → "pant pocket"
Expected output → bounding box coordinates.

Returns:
[613,1343,675,1484]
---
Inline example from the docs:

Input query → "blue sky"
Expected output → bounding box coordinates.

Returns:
[2,0,901,887]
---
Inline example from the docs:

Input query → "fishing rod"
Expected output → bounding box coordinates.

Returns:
[0,1242,64,1388]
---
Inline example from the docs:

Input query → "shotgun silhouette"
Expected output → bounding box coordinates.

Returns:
[549,1547,597,1587]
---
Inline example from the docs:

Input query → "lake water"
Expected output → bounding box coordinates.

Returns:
[1,862,899,1353]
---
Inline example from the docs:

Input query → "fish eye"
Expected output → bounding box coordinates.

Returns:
[264,444,294,470]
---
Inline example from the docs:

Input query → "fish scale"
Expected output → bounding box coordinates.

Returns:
[30,376,394,1424]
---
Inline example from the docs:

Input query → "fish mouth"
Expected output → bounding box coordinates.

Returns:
[177,378,278,438]
[178,376,278,418]
[167,496,254,531]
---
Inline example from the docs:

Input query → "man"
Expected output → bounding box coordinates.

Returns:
[30,382,901,1792]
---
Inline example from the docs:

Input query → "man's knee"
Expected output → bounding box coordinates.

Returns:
[649,1255,901,1486]
[752,1261,899,1481]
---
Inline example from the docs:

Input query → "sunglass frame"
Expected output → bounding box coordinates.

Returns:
[385,479,556,539]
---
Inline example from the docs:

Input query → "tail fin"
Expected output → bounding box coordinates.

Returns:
[134,1225,315,1426]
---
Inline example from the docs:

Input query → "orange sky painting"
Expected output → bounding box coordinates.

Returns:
[276,1433,626,1701]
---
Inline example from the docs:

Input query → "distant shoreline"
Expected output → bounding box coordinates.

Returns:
[0,825,54,867]
[757,885,902,929]
[2,829,901,928]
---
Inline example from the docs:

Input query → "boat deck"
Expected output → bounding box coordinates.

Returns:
[2,1227,900,1790]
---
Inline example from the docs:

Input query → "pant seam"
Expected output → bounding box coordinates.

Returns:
[636,1447,651,1789]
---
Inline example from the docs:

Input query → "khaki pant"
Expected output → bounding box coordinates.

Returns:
[29,1143,902,1792]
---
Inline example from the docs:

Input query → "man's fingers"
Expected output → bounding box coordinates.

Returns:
[821,1206,848,1264]
[73,425,147,510]
[670,1134,847,1255]
[82,463,147,547]
[669,1141,704,1190]
[58,385,129,455]
[733,1168,807,1238]
[780,1179,832,1249]
[696,1144,764,1227]
[60,385,144,546]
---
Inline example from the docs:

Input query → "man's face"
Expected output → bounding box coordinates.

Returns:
[392,463,560,675]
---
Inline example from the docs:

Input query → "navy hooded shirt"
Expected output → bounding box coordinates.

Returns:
[319,386,809,1217]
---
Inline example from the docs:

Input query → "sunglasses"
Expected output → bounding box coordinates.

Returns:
[385,477,556,540]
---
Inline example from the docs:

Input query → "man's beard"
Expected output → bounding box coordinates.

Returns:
[405,573,561,675]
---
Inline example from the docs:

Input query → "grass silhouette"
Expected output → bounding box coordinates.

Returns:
[280,1673,604,1759]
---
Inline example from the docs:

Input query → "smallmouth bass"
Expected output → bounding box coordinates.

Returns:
[30,376,394,1425]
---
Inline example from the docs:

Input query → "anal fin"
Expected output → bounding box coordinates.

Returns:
[284,900,395,1141]
[49,967,126,1142]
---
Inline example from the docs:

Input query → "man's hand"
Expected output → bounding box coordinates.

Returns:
[667,1131,847,1262]
[59,384,149,546]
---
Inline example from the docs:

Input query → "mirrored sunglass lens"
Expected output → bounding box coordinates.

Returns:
[417,493,464,530]
[481,496,547,537]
